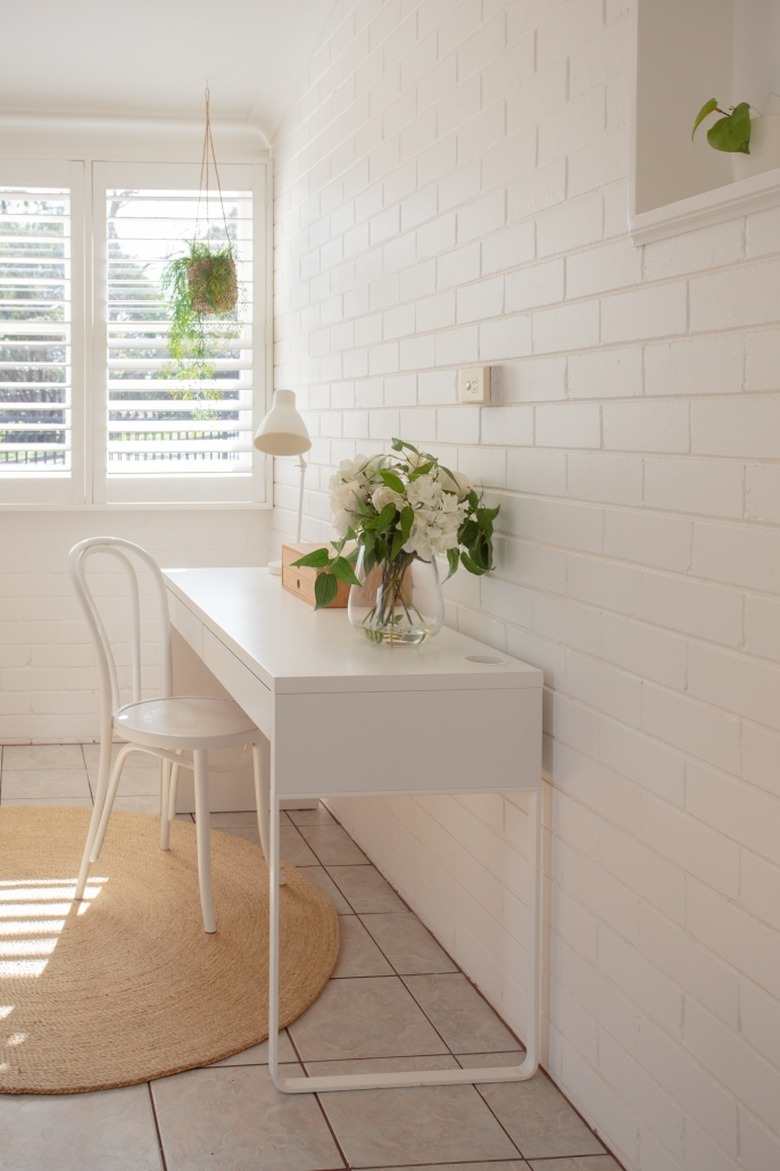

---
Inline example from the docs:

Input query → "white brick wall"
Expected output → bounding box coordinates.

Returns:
[272,2,780,1169]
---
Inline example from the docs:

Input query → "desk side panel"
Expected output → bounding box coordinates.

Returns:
[273,687,542,798]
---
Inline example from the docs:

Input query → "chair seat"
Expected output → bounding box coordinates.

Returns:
[115,695,257,752]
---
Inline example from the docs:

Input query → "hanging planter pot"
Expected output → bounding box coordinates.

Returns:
[186,244,238,315]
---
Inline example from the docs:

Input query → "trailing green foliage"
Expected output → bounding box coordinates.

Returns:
[161,242,239,383]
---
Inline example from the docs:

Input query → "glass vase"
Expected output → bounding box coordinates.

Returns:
[348,548,444,646]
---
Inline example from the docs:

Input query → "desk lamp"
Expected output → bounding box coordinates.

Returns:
[253,389,312,575]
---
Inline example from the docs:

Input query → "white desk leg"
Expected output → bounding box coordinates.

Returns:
[268,790,282,1084]
[269,787,541,1094]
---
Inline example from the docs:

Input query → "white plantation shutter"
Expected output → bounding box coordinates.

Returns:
[0,160,87,505]
[0,148,268,509]
[0,185,70,466]
[96,161,263,505]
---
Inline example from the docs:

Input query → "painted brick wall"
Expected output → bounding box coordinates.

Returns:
[272,2,780,1169]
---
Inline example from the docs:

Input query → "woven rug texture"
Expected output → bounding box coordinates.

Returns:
[0,806,340,1094]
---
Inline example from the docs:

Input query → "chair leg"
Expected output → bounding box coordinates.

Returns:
[159,754,182,852]
[74,798,104,900]
[160,758,181,850]
[159,757,172,850]
[193,748,216,933]
[81,723,113,871]
[74,742,132,900]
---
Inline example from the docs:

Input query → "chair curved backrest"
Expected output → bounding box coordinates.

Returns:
[69,537,174,726]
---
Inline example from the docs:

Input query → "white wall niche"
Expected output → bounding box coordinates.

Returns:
[630,0,780,243]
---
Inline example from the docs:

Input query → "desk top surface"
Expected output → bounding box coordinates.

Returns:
[164,566,542,696]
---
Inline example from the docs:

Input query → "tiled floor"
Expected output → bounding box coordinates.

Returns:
[0,744,623,1171]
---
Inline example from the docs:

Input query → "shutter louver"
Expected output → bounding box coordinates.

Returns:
[0,187,71,476]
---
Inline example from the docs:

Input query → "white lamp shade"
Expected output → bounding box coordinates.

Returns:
[253,389,311,456]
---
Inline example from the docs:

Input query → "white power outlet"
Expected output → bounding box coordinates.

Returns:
[459,366,491,404]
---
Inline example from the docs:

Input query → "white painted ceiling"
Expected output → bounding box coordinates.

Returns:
[0,0,337,139]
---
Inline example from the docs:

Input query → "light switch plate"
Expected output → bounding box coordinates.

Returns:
[459,365,491,404]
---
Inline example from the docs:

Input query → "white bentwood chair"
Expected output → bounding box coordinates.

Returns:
[70,536,271,933]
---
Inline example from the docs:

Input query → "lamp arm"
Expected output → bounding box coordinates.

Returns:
[295,454,307,545]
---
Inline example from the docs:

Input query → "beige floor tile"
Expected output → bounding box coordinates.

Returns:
[528,1158,623,1171]
[2,744,86,771]
[280,824,319,866]
[380,1165,527,1171]
[209,809,269,829]
[298,823,368,865]
[151,1064,345,1171]
[288,975,449,1062]
[363,910,458,974]
[332,914,394,977]
[478,1072,606,1160]
[298,864,353,913]
[112,793,163,814]
[108,767,161,796]
[404,972,520,1053]
[0,1085,163,1171]
[320,1080,520,1167]
[215,822,261,846]
[211,1030,297,1067]
[1,796,92,808]
[1,769,92,801]
[82,743,158,775]
[286,804,336,826]
[326,863,407,912]
[304,1053,459,1077]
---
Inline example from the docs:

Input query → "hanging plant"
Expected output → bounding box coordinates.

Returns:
[161,87,240,383]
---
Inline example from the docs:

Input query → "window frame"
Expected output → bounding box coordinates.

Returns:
[0,118,272,510]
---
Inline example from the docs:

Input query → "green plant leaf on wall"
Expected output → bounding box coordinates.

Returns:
[691,98,719,140]
[708,101,751,153]
[691,99,752,154]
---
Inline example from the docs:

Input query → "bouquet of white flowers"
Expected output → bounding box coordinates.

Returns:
[293,439,499,635]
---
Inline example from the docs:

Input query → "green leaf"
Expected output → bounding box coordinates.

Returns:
[291,548,330,569]
[445,548,460,581]
[374,502,398,533]
[379,469,405,494]
[313,573,339,609]
[330,556,362,587]
[400,505,414,544]
[692,97,718,141]
[408,460,434,479]
[461,551,488,576]
[707,101,752,153]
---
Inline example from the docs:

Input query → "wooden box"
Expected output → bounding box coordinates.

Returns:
[281,542,350,608]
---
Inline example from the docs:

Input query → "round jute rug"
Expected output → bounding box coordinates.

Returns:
[0,806,340,1095]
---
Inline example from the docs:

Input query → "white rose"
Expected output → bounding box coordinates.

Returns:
[439,467,472,500]
[371,484,401,514]
[335,455,368,483]
[330,478,364,513]
[332,508,353,538]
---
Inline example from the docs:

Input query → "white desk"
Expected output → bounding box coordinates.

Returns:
[163,566,543,1094]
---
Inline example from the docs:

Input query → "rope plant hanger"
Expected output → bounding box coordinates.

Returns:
[161,85,239,379]
[189,84,238,314]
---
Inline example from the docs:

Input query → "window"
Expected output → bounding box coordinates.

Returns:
[0,151,268,507]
